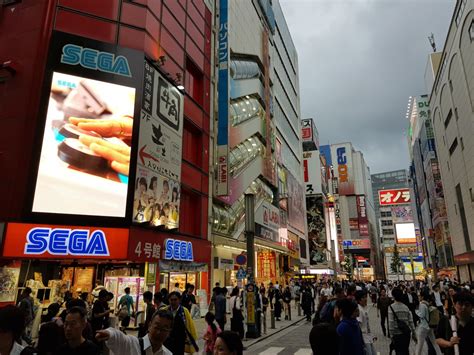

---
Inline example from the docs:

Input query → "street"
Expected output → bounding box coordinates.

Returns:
[246,303,420,355]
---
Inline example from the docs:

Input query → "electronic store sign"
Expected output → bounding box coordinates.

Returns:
[2,223,129,259]
[31,31,143,218]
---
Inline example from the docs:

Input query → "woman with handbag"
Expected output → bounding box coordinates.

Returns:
[229,287,244,339]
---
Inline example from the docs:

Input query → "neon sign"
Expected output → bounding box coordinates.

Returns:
[24,228,109,256]
[164,238,193,261]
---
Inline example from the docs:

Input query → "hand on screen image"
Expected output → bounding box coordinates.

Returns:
[69,116,133,138]
[79,135,130,176]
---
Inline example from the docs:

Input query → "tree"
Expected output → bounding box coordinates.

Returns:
[390,244,402,277]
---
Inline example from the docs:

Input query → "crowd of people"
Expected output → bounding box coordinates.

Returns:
[2,278,473,355]
[309,279,474,355]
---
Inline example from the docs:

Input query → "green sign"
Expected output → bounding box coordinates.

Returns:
[145,262,158,286]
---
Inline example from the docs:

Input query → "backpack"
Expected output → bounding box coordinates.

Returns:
[320,300,335,322]
[428,305,440,328]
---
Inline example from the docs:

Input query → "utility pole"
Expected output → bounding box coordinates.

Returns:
[409,251,416,282]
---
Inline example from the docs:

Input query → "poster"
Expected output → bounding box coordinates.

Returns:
[73,267,94,293]
[0,266,20,303]
[287,171,305,233]
[306,195,327,265]
[392,206,414,223]
[133,61,183,229]
[32,32,142,218]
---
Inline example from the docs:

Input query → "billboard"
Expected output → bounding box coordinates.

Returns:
[331,143,354,195]
[395,223,417,244]
[342,239,370,249]
[216,0,230,195]
[392,206,414,223]
[31,32,143,218]
[306,195,327,265]
[133,62,183,230]
[287,172,305,233]
[379,188,411,205]
[357,195,369,236]
[303,150,322,195]
[301,118,319,151]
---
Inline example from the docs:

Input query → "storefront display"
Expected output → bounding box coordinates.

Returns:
[104,276,145,312]
[0,263,20,303]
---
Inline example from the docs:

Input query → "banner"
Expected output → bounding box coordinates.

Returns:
[306,196,327,265]
[303,150,322,195]
[133,61,183,230]
[257,251,276,279]
[287,171,305,233]
[331,143,354,195]
[357,195,369,236]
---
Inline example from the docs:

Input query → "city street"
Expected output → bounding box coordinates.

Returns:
[247,303,420,355]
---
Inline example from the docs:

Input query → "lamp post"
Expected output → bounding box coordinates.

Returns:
[244,194,259,338]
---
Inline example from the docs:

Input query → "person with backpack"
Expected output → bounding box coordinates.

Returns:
[377,288,392,337]
[336,298,365,355]
[117,287,135,331]
[415,290,442,355]
[388,287,416,355]
[95,309,173,355]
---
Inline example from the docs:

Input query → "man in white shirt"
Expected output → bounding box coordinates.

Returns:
[356,290,376,355]
[96,309,173,355]
[320,283,333,298]
[432,284,445,314]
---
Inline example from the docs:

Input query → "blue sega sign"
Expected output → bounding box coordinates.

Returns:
[164,238,193,261]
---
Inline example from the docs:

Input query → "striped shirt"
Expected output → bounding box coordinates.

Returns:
[388,301,415,336]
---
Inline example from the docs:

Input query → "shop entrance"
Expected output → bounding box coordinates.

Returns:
[160,272,198,293]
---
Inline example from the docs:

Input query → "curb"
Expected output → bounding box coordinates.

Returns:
[243,316,307,349]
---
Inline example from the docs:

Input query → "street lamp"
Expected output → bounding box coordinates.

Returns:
[244,194,259,338]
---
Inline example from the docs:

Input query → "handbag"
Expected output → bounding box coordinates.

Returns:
[117,304,128,320]
[389,305,411,335]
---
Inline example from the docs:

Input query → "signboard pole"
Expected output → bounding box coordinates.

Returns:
[244,194,259,338]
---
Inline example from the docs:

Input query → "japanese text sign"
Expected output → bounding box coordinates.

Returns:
[379,189,411,205]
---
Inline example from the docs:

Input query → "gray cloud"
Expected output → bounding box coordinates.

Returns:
[279,0,455,173]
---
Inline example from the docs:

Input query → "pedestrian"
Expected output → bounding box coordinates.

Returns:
[309,299,340,355]
[356,290,376,355]
[117,287,135,331]
[313,295,328,325]
[209,282,220,312]
[320,282,332,298]
[172,282,181,293]
[17,287,35,344]
[91,289,112,334]
[283,286,292,320]
[274,287,283,321]
[336,298,365,355]
[414,290,442,355]
[214,331,243,355]
[444,285,457,316]
[56,306,99,355]
[0,305,25,355]
[163,291,198,354]
[301,285,313,322]
[388,287,416,355]
[203,312,221,355]
[161,288,170,305]
[434,291,474,354]
[138,291,156,337]
[79,292,90,316]
[95,309,173,355]
[370,283,378,306]
[268,282,275,309]
[182,284,197,311]
[377,288,392,337]
[215,287,227,331]
[229,287,244,339]
[261,288,269,334]
[154,291,166,310]
[432,284,446,314]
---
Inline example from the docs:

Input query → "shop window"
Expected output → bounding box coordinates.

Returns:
[182,121,202,167]
[179,187,201,236]
[185,56,204,106]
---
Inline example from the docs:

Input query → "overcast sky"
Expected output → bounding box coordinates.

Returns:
[279,0,455,174]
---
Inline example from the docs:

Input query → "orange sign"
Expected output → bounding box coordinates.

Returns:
[2,223,129,259]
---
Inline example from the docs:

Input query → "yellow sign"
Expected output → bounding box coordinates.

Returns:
[246,291,255,324]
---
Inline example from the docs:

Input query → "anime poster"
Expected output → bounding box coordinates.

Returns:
[306,195,327,265]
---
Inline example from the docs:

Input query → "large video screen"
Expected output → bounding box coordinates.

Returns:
[32,72,136,217]
[395,223,417,244]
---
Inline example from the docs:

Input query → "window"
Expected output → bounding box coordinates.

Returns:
[182,121,203,167]
[380,211,392,218]
[382,229,394,235]
[449,138,458,155]
[455,184,471,251]
[381,220,393,226]
[185,57,204,106]
[444,109,452,128]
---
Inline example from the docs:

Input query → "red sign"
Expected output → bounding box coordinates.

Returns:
[302,127,312,140]
[257,251,276,279]
[349,219,359,230]
[2,223,129,259]
[379,189,411,205]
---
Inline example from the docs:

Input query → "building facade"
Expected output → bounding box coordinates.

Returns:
[211,0,306,288]
[0,0,213,308]
[429,0,474,282]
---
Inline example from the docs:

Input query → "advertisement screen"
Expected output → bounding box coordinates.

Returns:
[32,72,136,217]
[395,222,417,244]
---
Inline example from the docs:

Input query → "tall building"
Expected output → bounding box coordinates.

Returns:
[211,0,306,287]
[371,170,422,280]
[429,0,474,282]
[320,143,379,280]
[0,0,213,304]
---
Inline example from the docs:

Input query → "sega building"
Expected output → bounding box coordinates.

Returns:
[0,0,212,311]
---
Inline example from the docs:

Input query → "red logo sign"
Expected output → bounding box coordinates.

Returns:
[302,127,312,140]
[379,189,411,205]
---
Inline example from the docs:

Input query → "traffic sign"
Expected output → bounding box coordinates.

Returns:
[236,267,247,280]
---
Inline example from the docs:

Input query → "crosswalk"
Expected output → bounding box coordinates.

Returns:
[250,347,313,354]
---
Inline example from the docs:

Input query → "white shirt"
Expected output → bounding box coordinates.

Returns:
[105,327,172,355]
[321,287,332,297]
[357,304,373,344]
[9,342,24,355]
[433,291,443,307]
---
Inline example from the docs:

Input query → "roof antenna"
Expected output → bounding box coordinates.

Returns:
[428,33,436,52]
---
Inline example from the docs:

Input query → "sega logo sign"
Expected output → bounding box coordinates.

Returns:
[164,239,193,261]
[61,44,132,77]
[25,228,109,256]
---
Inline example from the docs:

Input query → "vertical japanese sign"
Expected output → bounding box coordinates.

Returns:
[216,0,229,196]
[303,150,321,195]
[357,195,369,237]
[133,61,183,230]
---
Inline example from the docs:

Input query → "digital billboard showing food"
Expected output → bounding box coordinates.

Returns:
[31,32,143,218]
